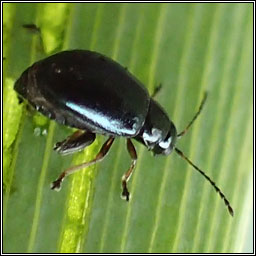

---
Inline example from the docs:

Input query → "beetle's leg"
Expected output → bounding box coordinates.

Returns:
[22,23,41,33]
[178,92,207,138]
[22,23,45,56]
[18,95,24,104]
[54,130,96,155]
[51,137,114,191]
[121,139,137,201]
[151,83,162,98]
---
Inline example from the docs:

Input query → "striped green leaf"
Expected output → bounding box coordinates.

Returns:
[3,3,253,253]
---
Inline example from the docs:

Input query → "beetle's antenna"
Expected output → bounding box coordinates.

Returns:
[174,147,234,217]
[178,92,207,138]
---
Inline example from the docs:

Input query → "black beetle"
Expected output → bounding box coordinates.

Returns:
[14,50,233,216]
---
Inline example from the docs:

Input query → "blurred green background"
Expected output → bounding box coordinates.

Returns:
[3,3,253,253]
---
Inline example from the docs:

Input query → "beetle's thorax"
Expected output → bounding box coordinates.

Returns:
[136,99,177,155]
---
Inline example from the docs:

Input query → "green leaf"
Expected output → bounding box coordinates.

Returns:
[3,3,253,253]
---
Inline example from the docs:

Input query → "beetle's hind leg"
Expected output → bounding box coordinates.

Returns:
[22,23,45,56]
[121,139,137,201]
[51,136,114,191]
[54,130,96,155]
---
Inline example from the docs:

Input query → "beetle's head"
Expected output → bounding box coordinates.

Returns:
[151,124,177,155]
[136,99,177,156]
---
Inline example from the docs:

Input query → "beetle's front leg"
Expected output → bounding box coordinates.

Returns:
[121,139,137,201]
[54,130,96,155]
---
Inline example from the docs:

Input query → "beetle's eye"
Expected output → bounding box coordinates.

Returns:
[159,135,172,149]
[158,131,172,150]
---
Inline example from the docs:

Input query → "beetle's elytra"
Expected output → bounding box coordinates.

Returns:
[14,50,233,216]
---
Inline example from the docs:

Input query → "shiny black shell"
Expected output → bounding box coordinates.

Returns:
[14,50,150,136]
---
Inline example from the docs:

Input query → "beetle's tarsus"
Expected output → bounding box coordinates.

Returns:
[22,23,41,33]
[17,96,23,104]
[51,179,62,191]
[120,139,137,203]
[121,187,130,201]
